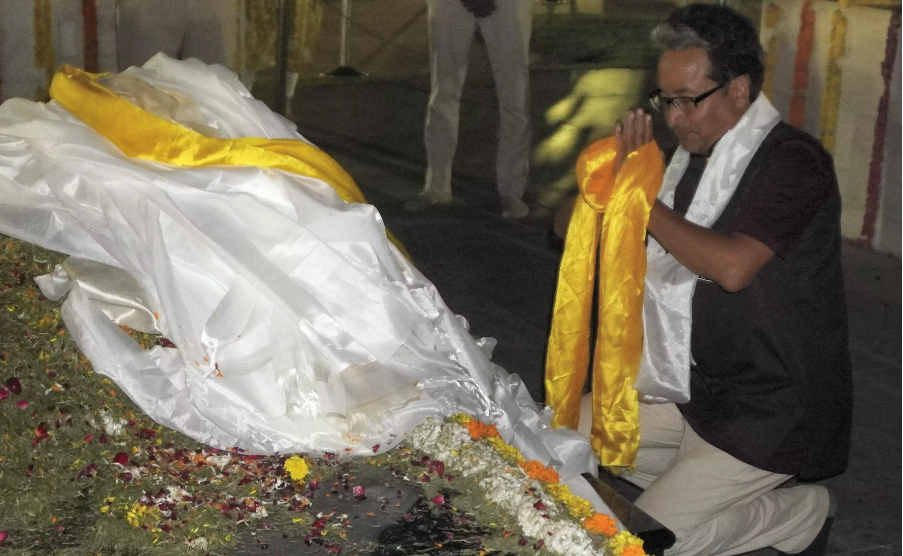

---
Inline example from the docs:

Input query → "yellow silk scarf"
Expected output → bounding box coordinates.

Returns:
[545,137,663,469]
[48,65,408,257]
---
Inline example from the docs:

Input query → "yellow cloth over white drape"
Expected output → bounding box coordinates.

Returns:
[545,137,663,468]
[48,65,408,257]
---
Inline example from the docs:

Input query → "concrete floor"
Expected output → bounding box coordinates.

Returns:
[286,41,902,554]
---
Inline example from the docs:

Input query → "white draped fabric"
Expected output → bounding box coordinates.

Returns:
[0,55,599,483]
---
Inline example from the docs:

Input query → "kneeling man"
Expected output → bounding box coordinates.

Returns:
[596,4,852,556]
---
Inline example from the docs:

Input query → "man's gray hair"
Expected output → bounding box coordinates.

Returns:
[651,23,710,53]
[650,5,765,102]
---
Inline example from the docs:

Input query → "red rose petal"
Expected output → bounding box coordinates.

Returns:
[428,460,445,476]
[16,399,29,409]
[113,452,130,466]
[0,387,9,402]
[431,494,445,505]
[0,531,7,543]
[352,485,365,497]
[4,377,22,394]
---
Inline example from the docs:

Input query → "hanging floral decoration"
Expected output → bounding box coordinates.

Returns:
[789,0,816,127]
[861,9,900,240]
[818,9,848,152]
[33,0,55,101]
[81,0,99,73]
[762,3,783,100]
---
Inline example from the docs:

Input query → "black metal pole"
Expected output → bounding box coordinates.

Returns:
[274,0,292,114]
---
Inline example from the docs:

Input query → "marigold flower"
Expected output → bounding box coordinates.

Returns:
[486,436,525,462]
[518,460,559,484]
[608,531,645,556]
[547,483,594,518]
[452,413,472,425]
[466,420,500,440]
[284,455,309,481]
[622,544,646,556]
[584,512,619,536]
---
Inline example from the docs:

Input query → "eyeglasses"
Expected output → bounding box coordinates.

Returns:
[649,82,727,113]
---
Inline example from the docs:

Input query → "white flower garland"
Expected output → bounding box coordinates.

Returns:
[407,416,605,556]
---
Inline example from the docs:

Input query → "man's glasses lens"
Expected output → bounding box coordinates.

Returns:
[649,82,727,113]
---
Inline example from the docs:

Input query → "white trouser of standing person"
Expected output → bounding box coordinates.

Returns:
[241,71,300,116]
[414,0,532,215]
[116,0,228,71]
[578,395,831,556]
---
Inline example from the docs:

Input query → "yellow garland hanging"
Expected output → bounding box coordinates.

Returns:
[33,0,55,101]
[762,3,783,100]
[819,10,847,153]
[545,137,663,469]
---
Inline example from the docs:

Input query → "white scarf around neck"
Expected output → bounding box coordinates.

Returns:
[636,94,781,403]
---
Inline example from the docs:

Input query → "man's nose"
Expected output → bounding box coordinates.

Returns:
[664,105,685,128]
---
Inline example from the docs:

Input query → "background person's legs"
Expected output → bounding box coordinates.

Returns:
[478,0,532,210]
[182,0,229,67]
[116,0,187,70]
[419,0,478,203]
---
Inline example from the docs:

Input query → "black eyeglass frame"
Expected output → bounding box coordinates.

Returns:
[648,82,728,113]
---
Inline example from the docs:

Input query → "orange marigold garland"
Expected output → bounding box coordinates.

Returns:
[440,415,646,555]
[789,0,816,127]
[519,459,561,484]
[467,419,500,440]
[622,544,647,556]
[583,512,619,536]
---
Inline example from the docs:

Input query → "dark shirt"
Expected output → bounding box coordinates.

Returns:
[673,122,853,480]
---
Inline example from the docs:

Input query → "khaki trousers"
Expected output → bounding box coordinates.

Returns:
[579,396,829,556]
[423,0,532,200]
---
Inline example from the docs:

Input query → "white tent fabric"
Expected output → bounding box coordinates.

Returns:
[0,54,599,483]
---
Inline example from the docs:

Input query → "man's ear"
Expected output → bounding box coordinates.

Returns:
[729,75,751,107]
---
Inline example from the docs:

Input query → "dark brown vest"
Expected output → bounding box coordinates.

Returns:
[676,122,853,481]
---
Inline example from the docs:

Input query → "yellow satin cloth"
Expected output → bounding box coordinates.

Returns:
[48,65,408,258]
[545,137,663,469]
